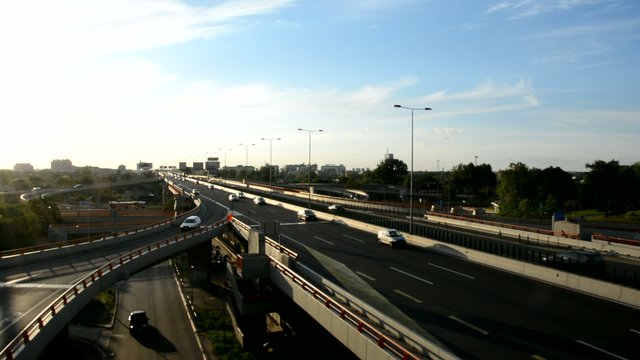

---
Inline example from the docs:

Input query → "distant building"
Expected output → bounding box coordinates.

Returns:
[51,159,75,172]
[192,162,204,171]
[205,157,220,173]
[384,150,394,161]
[179,162,187,171]
[137,161,153,171]
[320,164,346,177]
[13,163,34,172]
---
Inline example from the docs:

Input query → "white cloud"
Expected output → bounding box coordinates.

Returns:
[433,127,462,140]
[486,0,611,19]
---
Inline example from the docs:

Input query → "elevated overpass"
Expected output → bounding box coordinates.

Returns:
[3,177,640,359]
[1,181,454,359]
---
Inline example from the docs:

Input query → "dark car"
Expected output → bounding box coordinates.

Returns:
[327,204,345,214]
[542,250,605,274]
[297,209,317,221]
[128,310,149,333]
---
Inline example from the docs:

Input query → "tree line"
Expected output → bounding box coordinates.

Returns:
[242,158,639,218]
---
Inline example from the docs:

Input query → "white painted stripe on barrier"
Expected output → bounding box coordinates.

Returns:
[629,328,640,335]
[390,266,434,285]
[449,315,489,335]
[428,263,475,280]
[394,289,422,303]
[576,340,628,360]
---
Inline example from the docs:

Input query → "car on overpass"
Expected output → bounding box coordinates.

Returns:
[180,215,201,231]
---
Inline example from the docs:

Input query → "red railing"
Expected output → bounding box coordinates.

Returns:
[270,259,423,360]
[425,211,554,236]
[0,219,227,360]
[592,233,640,247]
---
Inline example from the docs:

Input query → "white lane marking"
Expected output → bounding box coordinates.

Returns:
[4,275,36,285]
[356,271,376,281]
[449,315,490,335]
[0,283,72,289]
[630,328,640,335]
[394,290,422,303]
[576,340,628,360]
[314,236,334,245]
[389,266,434,285]
[428,263,475,279]
[342,234,365,243]
[531,355,546,360]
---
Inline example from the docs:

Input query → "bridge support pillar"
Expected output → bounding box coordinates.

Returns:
[185,241,211,285]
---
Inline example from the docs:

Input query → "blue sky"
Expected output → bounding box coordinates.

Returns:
[1,0,638,172]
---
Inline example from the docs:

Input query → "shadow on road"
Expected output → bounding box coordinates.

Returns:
[131,326,177,353]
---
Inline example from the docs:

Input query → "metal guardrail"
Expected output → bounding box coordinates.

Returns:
[0,219,228,360]
[269,258,427,360]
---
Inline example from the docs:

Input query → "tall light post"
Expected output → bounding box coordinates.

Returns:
[239,143,255,180]
[297,128,323,208]
[218,148,232,175]
[261,137,281,192]
[394,104,432,235]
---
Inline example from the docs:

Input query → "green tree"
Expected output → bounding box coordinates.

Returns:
[372,158,408,185]
[583,160,639,214]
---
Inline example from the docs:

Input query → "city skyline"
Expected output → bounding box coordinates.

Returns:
[1,1,638,172]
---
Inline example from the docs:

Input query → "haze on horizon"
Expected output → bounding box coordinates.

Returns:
[1,0,638,173]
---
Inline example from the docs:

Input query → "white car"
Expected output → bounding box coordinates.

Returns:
[377,229,407,248]
[228,194,239,202]
[236,192,246,199]
[253,197,266,205]
[180,215,201,231]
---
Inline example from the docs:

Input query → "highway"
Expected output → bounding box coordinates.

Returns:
[183,180,640,360]
[2,178,639,359]
[0,188,227,356]
[110,261,203,359]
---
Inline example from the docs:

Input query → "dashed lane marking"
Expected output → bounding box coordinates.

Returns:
[576,340,628,360]
[389,266,434,285]
[313,236,334,245]
[449,315,490,335]
[428,263,475,279]
[342,235,365,243]
[393,290,422,303]
[356,271,376,281]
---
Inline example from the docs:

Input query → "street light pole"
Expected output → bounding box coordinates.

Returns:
[261,137,281,192]
[239,143,255,180]
[394,104,432,235]
[218,148,232,176]
[297,128,323,208]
